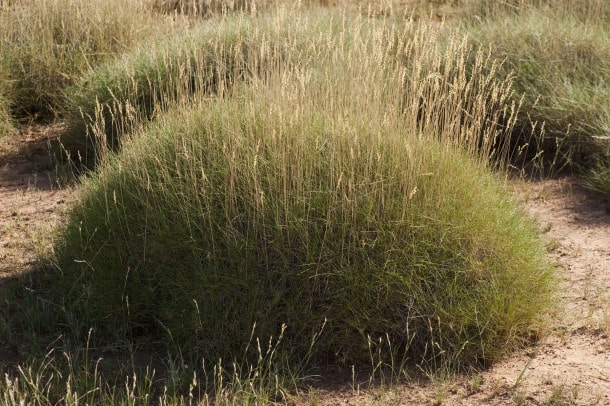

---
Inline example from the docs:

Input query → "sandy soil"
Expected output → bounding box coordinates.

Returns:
[0,126,609,405]
[0,123,73,279]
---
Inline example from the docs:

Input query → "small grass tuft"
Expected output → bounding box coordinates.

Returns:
[0,54,14,134]
[585,159,610,199]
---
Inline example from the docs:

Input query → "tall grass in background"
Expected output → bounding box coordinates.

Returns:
[462,0,610,19]
[49,8,555,378]
[63,7,519,168]
[463,0,610,182]
[0,0,158,120]
[150,0,377,16]
[62,7,334,165]
[152,0,263,16]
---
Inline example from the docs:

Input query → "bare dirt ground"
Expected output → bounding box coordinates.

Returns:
[0,126,609,405]
[0,123,73,279]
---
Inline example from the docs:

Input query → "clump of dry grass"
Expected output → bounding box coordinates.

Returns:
[0,0,159,119]
[0,1,561,403]
[62,6,338,166]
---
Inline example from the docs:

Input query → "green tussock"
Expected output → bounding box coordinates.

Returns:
[586,159,610,198]
[52,85,555,369]
[48,8,557,375]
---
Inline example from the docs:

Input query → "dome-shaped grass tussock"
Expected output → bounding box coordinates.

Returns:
[51,95,555,368]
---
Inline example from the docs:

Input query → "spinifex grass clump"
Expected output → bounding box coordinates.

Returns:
[51,14,555,370]
[465,2,610,171]
[0,0,157,120]
[51,92,554,368]
[48,11,552,378]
